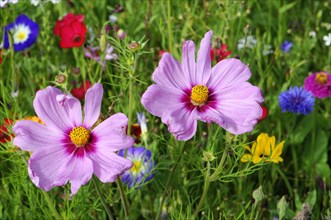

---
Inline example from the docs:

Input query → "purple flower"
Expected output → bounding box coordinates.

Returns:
[3,14,39,51]
[280,40,293,52]
[118,147,155,188]
[84,44,118,71]
[278,86,315,115]
[141,30,264,140]
[13,83,134,194]
[304,72,331,99]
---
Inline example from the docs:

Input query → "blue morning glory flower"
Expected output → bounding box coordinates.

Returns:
[118,147,155,188]
[278,86,315,115]
[3,14,39,51]
[280,40,293,52]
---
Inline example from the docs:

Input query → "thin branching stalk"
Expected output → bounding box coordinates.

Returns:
[117,178,130,219]
[42,191,62,220]
[93,178,114,220]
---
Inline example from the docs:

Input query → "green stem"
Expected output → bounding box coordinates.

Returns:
[193,161,211,218]
[42,191,61,219]
[117,178,130,219]
[155,142,185,220]
[167,0,173,52]
[209,144,230,181]
[93,178,114,220]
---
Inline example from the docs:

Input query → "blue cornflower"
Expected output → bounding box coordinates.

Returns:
[280,40,293,52]
[3,14,39,51]
[278,86,315,115]
[118,147,155,188]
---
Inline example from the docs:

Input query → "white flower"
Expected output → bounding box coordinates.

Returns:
[262,45,273,55]
[109,15,117,23]
[137,112,148,136]
[0,0,8,8]
[237,35,257,50]
[10,0,18,3]
[49,0,60,4]
[30,0,40,6]
[308,31,316,38]
[12,24,31,44]
[323,33,331,46]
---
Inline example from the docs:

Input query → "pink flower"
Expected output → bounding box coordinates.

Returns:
[141,31,263,140]
[13,83,134,194]
[304,72,331,99]
[84,44,118,71]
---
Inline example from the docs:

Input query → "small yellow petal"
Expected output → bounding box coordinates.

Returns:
[241,154,252,162]
[252,155,262,164]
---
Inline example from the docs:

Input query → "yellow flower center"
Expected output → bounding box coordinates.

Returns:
[17,31,27,41]
[131,161,142,173]
[315,72,328,85]
[69,126,90,146]
[191,85,209,106]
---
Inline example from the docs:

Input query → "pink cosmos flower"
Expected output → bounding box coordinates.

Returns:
[13,83,134,194]
[304,72,331,99]
[141,31,263,141]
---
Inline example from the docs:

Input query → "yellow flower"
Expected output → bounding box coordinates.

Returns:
[21,116,44,125]
[241,133,285,164]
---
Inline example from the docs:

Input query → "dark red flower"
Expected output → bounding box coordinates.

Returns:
[258,105,268,122]
[210,43,232,63]
[131,123,142,144]
[0,50,2,64]
[0,118,14,143]
[54,13,87,48]
[71,80,91,100]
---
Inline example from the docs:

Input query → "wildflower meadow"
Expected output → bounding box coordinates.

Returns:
[1,0,331,219]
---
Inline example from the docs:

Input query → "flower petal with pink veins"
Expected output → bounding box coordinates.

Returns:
[92,113,134,152]
[141,84,183,117]
[182,40,196,86]
[196,30,213,85]
[28,146,74,191]
[13,120,63,152]
[152,53,190,91]
[203,99,262,134]
[84,83,103,129]
[208,58,252,91]
[34,86,75,132]
[56,93,82,127]
[67,154,94,195]
[87,151,133,183]
[161,106,198,141]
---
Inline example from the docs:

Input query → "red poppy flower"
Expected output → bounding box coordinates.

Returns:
[71,80,91,100]
[127,123,142,144]
[258,105,268,122]
[54,13,87,48]
[210,43,232,63]
[0,118,14,143]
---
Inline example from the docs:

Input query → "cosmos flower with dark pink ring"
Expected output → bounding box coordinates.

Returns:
[304,72,331,99]
[13,83,134,194]
[141,30,264,141]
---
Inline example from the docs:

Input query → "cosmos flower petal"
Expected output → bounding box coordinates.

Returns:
[161,106,198,141]
[56,93,82,126]
[141,84,183,118]
[182,40,196,86]
[13,120,63,151]
[28,147,73,191]
[87,151,133,183]
[67,154,94,195]
[34,86,75,132]
[219,100,262,134]
[92,113,134,151]
[152,53,190,91]
[208,58,252,91]
[83,83,103,129]
[196,30,213,84]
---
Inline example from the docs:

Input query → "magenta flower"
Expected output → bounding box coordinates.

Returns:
[141,31,263,140]
[304,72,331,99]
[84,44,118,71]
[13,83,134,194]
